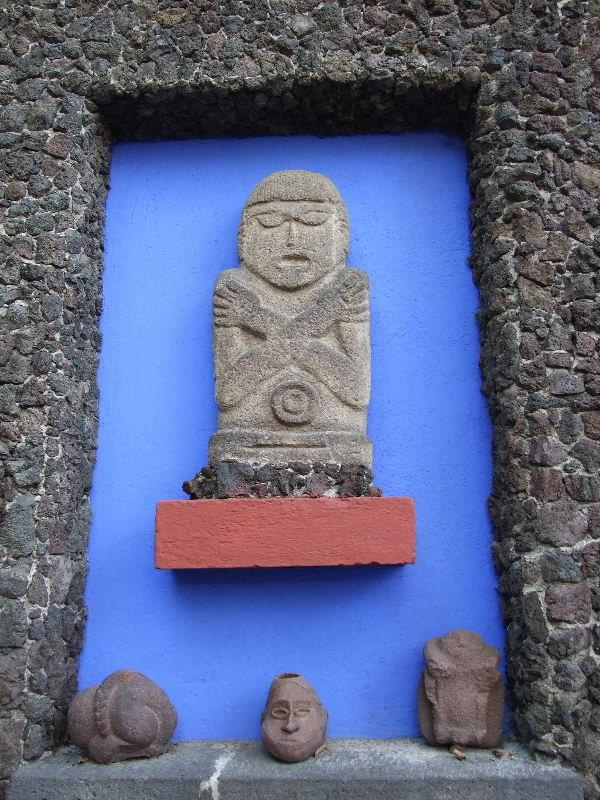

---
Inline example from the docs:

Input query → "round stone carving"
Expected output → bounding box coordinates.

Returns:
[271,380,318,425]
[67,669,177,764]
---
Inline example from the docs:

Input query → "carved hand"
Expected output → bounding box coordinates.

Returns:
[284,270,369,341]
[331,270,369,322]
[214,280,265,334]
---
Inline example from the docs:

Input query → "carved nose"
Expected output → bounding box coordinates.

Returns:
[286,220,300,246]
[282,713,300,733]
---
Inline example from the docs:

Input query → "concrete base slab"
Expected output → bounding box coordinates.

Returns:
[8,738,583,800]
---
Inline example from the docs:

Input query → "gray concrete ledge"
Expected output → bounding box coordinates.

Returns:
[8,738,583,800]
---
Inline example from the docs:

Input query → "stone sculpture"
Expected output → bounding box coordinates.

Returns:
[67,669,177,763]
[418,630,504,749]
[210,169,372,467]
[261,672,328,762]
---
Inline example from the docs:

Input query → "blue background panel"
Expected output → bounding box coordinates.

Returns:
[79,134,505,739]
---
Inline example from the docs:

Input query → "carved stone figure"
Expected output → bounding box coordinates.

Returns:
[210,170,372,467]
[67,669,177,763]
[418,630,504,749]
[261,672,328,762]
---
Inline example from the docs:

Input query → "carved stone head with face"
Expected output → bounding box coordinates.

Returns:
[261,672,328,762]
[239,170,349,290]
[68,669,177,764]
[418,630,504,749]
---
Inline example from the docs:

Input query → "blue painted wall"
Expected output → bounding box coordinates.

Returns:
[80,134,505,739]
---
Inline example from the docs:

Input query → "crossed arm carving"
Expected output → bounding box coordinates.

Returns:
[214,269,370,411]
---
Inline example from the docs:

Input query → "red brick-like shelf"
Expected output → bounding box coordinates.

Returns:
[155,496,415,569]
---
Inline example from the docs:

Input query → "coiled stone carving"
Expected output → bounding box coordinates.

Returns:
[67,669,177,763]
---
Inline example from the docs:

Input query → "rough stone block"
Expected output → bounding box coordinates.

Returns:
[549,370,585,396]
[548,627,590,659]
[571,439,600,472]
[0,717,25,781]
[530,468,564,501]
[582,411,600,440]
[522,591,548,643]
[22,723,46,762]
[155,497,415,569]
[564,474,600,503]
[537,500,588,546]
[0,600,27,648]
[0,561,31,599]
[3,497,36,557]
[546,584,592,623]
[541,551,582,583]
[580,542,600,579]
[0,652,26,710]
[529,438,568,467]
[573,162,600,194]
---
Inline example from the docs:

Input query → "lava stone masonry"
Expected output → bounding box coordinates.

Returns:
[1,1,599,797]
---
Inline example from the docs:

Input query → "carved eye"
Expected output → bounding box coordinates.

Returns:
[254,212,286,228]
[294,708,311,717]
[296,211,330,226]
[271,707,289,719]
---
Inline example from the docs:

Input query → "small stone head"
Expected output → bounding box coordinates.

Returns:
[261,672,328,762]
[239,170,349,290]
[68,669,177,763]
[419,631,503,749]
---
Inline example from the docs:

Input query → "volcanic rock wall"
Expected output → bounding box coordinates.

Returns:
[1,1,599,797]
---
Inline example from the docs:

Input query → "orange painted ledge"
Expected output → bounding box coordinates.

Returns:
[155,496,415,569]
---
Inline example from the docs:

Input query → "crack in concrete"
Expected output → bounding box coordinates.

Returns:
[199,750,234,800]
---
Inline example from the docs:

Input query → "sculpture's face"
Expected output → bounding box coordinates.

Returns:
[261,677,327,762]
[240,200,344,289]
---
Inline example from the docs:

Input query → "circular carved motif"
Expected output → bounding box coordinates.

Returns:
[270,380,319,425]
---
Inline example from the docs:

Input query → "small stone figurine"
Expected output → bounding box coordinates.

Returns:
[261,672,328,762]
[418,630,504,749]
[68,669,177,763]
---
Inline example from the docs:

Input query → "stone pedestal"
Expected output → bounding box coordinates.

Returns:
[155,496,415,569]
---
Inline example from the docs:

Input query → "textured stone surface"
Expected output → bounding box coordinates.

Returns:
[6,740,583,800]
[261,673,327,763]
[210,170,371,467]
[183,461,380,499]
[67,670,177,764]
[155,496,416,569]
[419,631,504,749]
[2,1,600,796]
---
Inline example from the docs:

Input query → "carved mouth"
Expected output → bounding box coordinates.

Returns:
[279,255,309,267]
[278,737,308,747]
[265,255,318,288]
